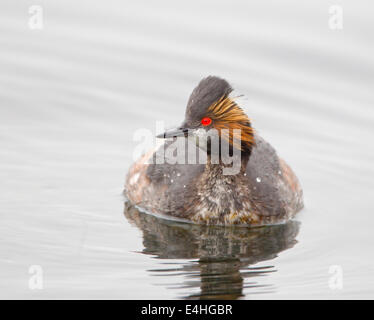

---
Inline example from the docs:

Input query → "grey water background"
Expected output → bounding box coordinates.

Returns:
[1,0,374,299]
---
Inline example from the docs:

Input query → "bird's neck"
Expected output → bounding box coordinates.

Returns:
[205,152,249,177]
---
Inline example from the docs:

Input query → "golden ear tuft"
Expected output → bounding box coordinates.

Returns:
[207,95,255,151]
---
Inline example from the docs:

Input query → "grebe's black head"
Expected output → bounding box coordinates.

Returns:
[157,76,254,153]
[184,76,233,123]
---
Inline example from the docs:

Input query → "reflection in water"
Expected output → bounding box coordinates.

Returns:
[124,202,300,299]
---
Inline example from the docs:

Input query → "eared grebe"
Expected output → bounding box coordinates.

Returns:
[125,76,303,225]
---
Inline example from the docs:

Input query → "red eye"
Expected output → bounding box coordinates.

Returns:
[201,117,212,126]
